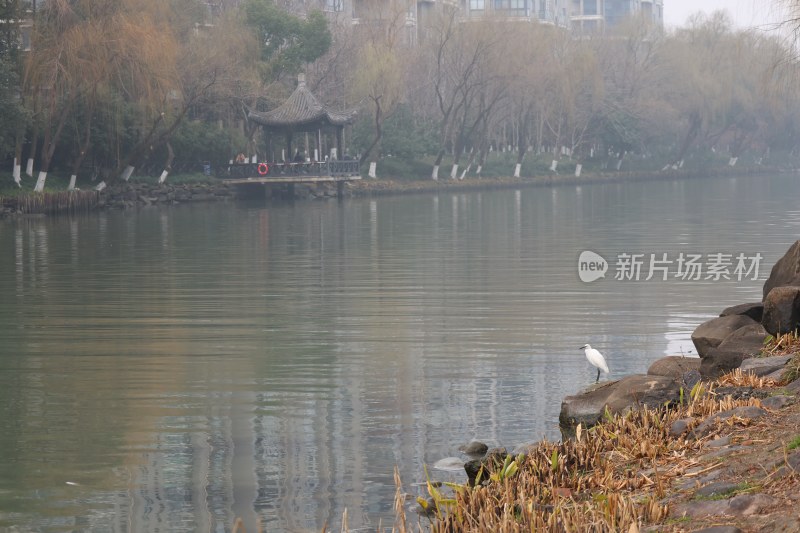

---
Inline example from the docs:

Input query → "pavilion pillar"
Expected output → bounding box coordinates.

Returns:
[336,127,344,160]
[286,132,294,162]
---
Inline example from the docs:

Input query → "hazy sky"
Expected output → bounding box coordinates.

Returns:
[663,0,788,30]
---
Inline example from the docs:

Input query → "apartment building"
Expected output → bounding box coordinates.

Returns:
[571,0,663,33]
[317,0,661,40]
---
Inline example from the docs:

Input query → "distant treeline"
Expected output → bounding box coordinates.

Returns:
[1,0,799,188]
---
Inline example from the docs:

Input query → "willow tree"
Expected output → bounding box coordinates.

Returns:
[108,0,254,183]
[0,0,27,185]
[21,0,121,191]
[349,0,414,170]
[423,8,501,180]
[501,23,557,177]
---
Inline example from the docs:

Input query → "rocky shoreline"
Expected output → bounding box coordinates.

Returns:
[1,165,788,217]
[415,241,800,532]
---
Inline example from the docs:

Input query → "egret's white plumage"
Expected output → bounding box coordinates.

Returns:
[581,344,609,383]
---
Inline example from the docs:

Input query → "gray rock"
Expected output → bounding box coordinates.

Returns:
[761,395,795,410]
[762,286,800,336]
[787,450,800,471]
[787,378,800,394]
[699,445,749,461]
[458,440,489,457]
[683,369,702,390]
[433,457,464,472]
[720,302,764,322]
[691,527,742,533]
[671,494,776,520]
[670,418,693,437]
[671,499,729,519]
[464,447,508,486]
[559,375,681,437]
[727,493,777,516]
[647,356,700,378]
[700,323,768,378]
[692,315,758,358]
[706,435,731,448]
[695,481,739,498]
[692,406,768,438]
[763,240,800,299]
[511,440,539,456]
[740,355,792,376]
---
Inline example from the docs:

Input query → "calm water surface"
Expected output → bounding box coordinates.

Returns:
[1,173,799,531]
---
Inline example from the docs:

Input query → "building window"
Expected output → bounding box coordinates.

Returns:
[583,0,598,16]
[493,0,527,16]
[325,0,344,12]
[470,0,486,10]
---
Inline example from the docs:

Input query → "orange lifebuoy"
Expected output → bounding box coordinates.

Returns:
[257,163,269,175]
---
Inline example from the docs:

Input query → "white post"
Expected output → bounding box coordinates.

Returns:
[159,170,169,184]
[33,171,47,192]
[476,165,482,176]
[13,158,21,187]
[281,149,286,162]
[459,165,469,180]
[550,160,558,172]
[575,163,582,177]
[314,149,319,162]
[513,163,521,178]
[615,159,622,170]
[120,165,135,181]
[250,155,257,163]
[25,158,33,177]
[368,161,377,179]
[450,164,458,179]
[330,148,337,160]
[431,165,439,180]
[68,174,77,190]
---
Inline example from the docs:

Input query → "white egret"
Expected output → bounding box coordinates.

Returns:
[581,344,609,383]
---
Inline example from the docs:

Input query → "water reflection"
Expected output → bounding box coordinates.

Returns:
[2,174,800,531]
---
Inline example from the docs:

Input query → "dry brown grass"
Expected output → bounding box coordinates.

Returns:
[717,368,777,388]
[391,381,775,533]
[762,332,800,357]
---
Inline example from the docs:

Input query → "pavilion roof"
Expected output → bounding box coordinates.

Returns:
[247,74,357,130]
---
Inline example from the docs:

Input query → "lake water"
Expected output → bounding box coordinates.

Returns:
[1,173,799,532]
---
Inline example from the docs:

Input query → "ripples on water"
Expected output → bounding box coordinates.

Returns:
[1,174,799,531]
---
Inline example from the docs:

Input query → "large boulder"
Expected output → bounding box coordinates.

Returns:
[647,356,700,379]
[699,323,768,378]
[763,240,800,299]
[719,302,763,322]
[740,355,793,377]
[559,375,681,438]
[762,286,800,336]
[691,315,759,358]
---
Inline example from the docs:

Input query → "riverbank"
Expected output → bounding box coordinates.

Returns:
[396,241,800,532]
[346,165,785,198]
[401,369,800,532]
[1,164,791,217]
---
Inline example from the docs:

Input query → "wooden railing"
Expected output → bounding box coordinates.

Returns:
[223,160,360,180]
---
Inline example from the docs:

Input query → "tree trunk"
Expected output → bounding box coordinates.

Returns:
[360,96,383,166]
[26,128,38,177]
[671,113,701,168]
[159,141,175,184]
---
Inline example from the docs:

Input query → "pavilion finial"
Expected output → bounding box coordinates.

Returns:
[297,73,306,87]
